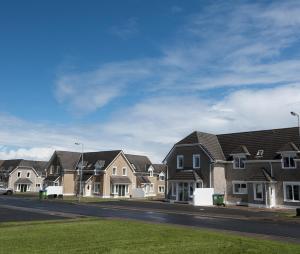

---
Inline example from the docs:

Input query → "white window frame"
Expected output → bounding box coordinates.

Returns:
[122,167,127,176]
[49,166,54,175]
[283,182,300,202]
[233,156,246,169]
[56,166,60,174]
[112,167,117,176]
[149,169,153,177]
[158,185,165,193]
[26,171,31,178]
[232,181,248,194]
[177,155,184,169]
[281,153,297,169]
[150,183,154,193]
[253,183,264,201]
[17,171,21,178]
[159,172,165,181]
[193,154,201,169]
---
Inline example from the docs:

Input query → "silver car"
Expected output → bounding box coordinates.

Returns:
[0,187,13,195]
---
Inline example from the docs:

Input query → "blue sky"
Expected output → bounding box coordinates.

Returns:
[1,0,300,161]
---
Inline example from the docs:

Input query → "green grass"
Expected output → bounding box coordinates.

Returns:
[0,219,299,254]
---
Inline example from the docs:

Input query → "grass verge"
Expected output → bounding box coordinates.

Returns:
[0,218,299,254]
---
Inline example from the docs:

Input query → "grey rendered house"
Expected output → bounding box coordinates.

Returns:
[125,154,167,198]
[0,159,46,192]
[165,127,300,208]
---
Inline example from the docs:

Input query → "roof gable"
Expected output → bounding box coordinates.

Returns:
[125,154,152,173]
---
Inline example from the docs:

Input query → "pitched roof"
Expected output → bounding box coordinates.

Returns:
[0,159,46,176]
[0,159,22,173]
[54,151,81,170]
[168,170,203,181]
[248,168,276,182]
[176,131,225,160]
[82,150,122,171]
[15,178,33,184]
[277,142,300,153]
[137,175,151,184]
[125,154,152,172]
[110,176,131,184]
[152,164,167,173]
[217,127,300,160]
[44,175,60,182]
[230,145,250,155]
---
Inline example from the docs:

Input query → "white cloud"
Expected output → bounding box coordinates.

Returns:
[3,84,300,162]
[55,1,300,115]
[109,17,139,39]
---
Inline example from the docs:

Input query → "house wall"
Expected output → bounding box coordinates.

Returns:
[212,164,226,194]
[8,167,44,192]
[156,177,166,198]
[63,173,76,195]
[225,160,300,207]
[166,145,211,187]
[103,153,136,197]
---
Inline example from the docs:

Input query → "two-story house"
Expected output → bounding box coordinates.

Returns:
[0,159,46,192]
[77,150,136,198]
[165,127,300,208]
[125,154,167,198]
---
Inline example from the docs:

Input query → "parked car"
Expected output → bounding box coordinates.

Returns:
[0,187,13,195]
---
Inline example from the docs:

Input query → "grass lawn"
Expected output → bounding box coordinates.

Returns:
[0,219,299,254]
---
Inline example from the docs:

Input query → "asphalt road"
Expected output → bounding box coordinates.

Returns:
[0,196,300,243]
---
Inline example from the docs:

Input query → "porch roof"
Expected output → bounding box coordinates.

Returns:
[137,175,151,184]
[44,175,60,182]
[110,176,132,184]
[248,168,276,182]
[168,170,203,182]
[15,178,33,184]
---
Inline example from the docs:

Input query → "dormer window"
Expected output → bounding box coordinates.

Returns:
[149,169,153,177]
[159,172,165,181]
[193,154,200,169]
[282,154,296,169]
[177,155,184,169]
[233,156,246,169]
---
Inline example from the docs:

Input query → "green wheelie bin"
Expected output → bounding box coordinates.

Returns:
[213,194,225,206]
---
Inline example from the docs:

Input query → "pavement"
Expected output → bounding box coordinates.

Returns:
[0,195,300,243]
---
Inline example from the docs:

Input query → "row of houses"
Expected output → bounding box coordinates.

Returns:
[0,126,300,208]
[0,151,167,199]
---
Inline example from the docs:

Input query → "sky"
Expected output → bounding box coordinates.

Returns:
[1,0,300,162]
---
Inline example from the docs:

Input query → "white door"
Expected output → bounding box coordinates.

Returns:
[85,184,92,196]
[269,184,276,208]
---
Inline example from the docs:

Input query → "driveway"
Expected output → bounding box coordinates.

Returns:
[0,196,299,243]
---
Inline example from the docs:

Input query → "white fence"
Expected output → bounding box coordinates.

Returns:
[193,188,214,206]
[45,186,63,196]
[132,188,145,198]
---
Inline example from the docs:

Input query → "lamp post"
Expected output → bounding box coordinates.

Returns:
[75,142,84,203]
[291,111,300,140]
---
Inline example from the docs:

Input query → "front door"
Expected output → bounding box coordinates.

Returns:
[269,183,276,208]
[20,184,27,192]
[118,185,126,196]
[178,183,189,202]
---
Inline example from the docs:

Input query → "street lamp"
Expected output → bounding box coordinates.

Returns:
[75,142,84,202]
[291,111,300,141]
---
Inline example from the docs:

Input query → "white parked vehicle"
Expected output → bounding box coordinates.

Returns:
[45,186,63,198]
[0,187,13,195]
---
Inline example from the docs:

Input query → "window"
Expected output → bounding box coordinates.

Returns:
[56,166,60,174]
[233,182,247,194]
[177,155,184,169]
[122,167,127,176]
[26,172,30,178]
[233,157,246,169]
[282,155,296,169]
[193,154,201,169]
[112,167,117,175]
[159,173,165,181]
[94,183,101,194]
[284,182,300,202]
[172,183,177,196]
[158,186,165,193]
[17,171,21,178]
[150,183,154,192]
[49,166,53,174]
[149,169,153,177]
[125,185,129,194]
[253,183,263,201]
[196,182,203,188]
[36,184,40,188]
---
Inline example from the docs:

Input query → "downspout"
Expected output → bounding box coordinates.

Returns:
[166,165,169,200]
